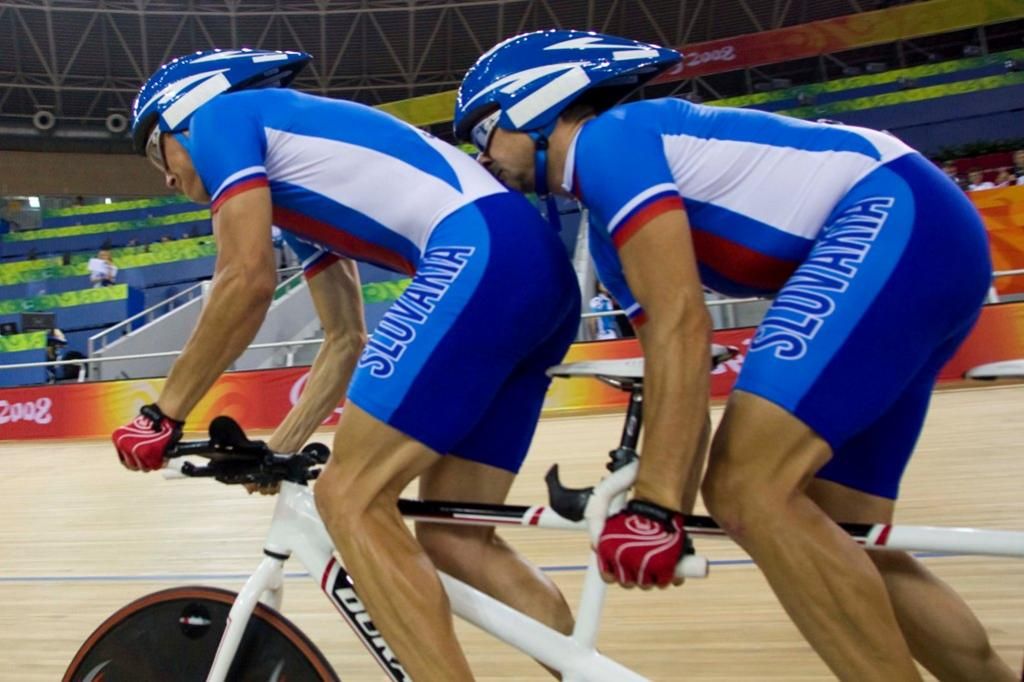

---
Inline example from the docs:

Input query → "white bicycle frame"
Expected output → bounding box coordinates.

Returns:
[167,452,1024,682]
[164,355,1024,682]
[167,453,704,682]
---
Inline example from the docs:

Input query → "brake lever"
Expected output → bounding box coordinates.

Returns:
[179,461,216,477]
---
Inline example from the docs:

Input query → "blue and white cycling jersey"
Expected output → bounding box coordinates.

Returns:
[564,98,914,318]
[563,97,991,500]
[589,293,619,339]
[186,88,579,472]
[188,88,505,276]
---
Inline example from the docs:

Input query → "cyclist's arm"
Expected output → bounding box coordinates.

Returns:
[618,207,711,511]
[267,257,367,453]
[158,186,277,421]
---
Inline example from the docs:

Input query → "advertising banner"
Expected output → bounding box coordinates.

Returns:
[653,0,1024,84]
[3,303,1022,441]
[973,185,1024,296]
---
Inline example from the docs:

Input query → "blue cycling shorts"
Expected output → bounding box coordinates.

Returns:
[735,153,991,498]
[347,192,580,473]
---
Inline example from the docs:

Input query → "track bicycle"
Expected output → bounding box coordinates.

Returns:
[64,348,1024,681]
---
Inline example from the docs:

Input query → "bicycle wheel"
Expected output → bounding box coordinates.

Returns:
[63,585,339,681]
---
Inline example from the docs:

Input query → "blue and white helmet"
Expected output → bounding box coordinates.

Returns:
[454,30,682,148]
[131,48,310,156]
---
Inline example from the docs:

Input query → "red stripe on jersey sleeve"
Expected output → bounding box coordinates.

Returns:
[611,194,685,250]
[211,176,269,214]
[304,253,341,280]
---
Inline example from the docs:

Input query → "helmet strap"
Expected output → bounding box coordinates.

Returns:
[529,132,562,231]
[172,131,192,156]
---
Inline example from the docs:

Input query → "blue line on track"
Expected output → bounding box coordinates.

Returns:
[0,552,968,584]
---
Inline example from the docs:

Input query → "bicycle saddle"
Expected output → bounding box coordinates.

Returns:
[964,359,1024,380]
[546,343,739,386]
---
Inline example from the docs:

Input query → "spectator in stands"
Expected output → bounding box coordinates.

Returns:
[88,248,118,287]
[941,160,968,190]
[270,225,287,269]
[1013,149,1024,185]
[45,328,67,384]
[0,217,9,235]
[589,282,621,340]
[967,168,995,192]
[73,195,85,206]
[60,350,86,381]
[994,168,1015,188]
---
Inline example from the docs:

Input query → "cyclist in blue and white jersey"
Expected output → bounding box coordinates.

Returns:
[112,49,579,680]
[456,30,1012,681]
[589,283,621,340]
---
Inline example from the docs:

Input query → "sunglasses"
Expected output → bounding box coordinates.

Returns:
[145,125,167,172]
[470,110,501,154]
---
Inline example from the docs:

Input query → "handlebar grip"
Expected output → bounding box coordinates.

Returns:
[675,554,709,580]
[161,461,188,479]
[167,440,214,457]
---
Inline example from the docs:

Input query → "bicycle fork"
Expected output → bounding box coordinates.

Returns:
[206,555,287,682]
[206,481,336,682]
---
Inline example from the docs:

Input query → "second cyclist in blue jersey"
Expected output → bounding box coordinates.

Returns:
[456,30,1013,681]
[112,49,580,681]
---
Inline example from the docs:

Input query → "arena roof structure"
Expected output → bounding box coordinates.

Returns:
[0,0,993,152]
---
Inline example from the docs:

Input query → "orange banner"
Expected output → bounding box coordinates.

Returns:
[3,303,1024,441]
[655,0,1024,82]
[973,185,1024,295]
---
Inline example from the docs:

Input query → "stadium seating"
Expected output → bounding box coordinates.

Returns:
[0,331,50,387]
[0,197,211,260]
[0,284,144,332]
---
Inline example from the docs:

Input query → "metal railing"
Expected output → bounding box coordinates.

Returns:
[0,338,326,383]
[87,281,206,356]
[987,268,1024,304]
[86,266,307,358]
[4,271,1024,384]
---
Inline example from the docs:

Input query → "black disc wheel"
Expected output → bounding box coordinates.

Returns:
[63,585,339,681]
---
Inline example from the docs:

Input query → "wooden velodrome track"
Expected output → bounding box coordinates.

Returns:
[1,383,1022,680]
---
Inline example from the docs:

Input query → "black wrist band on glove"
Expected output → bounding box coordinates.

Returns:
[626,499,684,533]
[140,403,183,430]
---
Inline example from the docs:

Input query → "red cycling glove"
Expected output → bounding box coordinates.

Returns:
[113,404,183,472]
[597,499,687,588]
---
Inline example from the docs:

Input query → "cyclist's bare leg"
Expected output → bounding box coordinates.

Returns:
[417,457,574,679]
[314,402,473,682]
[808,478,1016,682]
[702,390,921,682]
[417,456,575,631]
